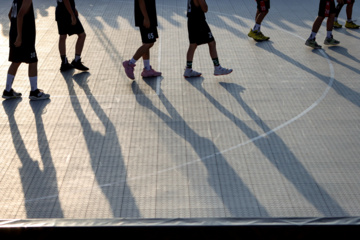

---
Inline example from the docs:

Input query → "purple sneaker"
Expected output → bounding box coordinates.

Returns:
[122,60,136,80]
[141,66,162,78]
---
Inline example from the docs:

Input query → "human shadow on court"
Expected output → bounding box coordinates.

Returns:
[2,99,64,218]
[132,80,269,217]
[62,71,140,218]
[256,41,360,110]
[186,78,347,216]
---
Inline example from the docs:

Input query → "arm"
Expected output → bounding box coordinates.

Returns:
[196,0,208,13]
[14,0,32,47]
[138,0,150,28]
[63,0,77,25]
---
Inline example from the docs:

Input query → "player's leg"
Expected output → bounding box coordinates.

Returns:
[28,62,50,101]
[59,34,74,71]
[2,62,22,99]
[324,1,340,46]
[208,41,232,76]
[345,1,360,28]
[71,32,89,71]
[334,3,344,28]
[184,43,202,78]
[248,0,270,41]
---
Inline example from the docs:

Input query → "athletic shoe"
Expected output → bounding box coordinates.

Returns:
[71,59,89,71]
[184,68,202,78]
[29,89,50,101]
[345,21,360,29]
[248,29,269,41]
[141,66,162,78]
[324,36,340,46]
[60,62,74,72]
[214,66,233,76]
[333,21,342,29]
[123,60,136,80]
[305,38,322,49]
[2,88,22,100]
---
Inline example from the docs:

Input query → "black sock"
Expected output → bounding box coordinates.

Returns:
[212,58,220,67]
[61,55,68,64]
[186,61,193,69]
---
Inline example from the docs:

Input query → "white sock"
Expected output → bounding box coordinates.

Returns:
[6,74,15,92]
[309,32,317,40]
[143,59,151,70]
[253,23,261,31]
[29,76,38,91]
[129,58,137,65]
[347,19,352,22]
[327,31,333,38]
[334,17,338,21]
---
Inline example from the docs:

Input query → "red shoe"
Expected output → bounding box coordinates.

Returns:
[141,66,162,78]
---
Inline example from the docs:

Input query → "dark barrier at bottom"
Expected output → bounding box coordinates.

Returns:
[1,218,360,239]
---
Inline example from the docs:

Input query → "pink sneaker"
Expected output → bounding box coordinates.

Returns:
[141,66,162,78]
[122,60,136,80]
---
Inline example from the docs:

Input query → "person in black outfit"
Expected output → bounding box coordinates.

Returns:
[122,0,162,80]
[184,0,232,78]
[56,0,89,71]
[2,0,50,100]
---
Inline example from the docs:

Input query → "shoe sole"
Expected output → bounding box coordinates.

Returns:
[2,95,22,100]
[29,96,50,101]
[184,74,202,78]
[214,70,233,76]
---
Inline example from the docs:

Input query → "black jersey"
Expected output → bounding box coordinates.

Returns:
[10,0,36,46]
[187,0,206,21]
[56,0,76,21]
[134,0,158,27]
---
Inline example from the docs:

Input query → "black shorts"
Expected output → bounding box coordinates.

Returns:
[9,44,38,63]
[57,17,85,36]
[187,19,215,45]
[139,26,158,44]
[318,0,336,17]
[257,0,270,12]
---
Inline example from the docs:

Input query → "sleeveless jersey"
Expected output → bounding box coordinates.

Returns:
[187,0,206,21]
[56,0,76,21]
[10,0,36,46]
[135,0,158,27]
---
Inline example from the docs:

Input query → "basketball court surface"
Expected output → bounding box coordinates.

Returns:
[1,0,360,225]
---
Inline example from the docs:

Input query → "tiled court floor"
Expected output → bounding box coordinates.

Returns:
[1,0,360,219]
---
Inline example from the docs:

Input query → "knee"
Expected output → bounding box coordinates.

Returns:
[59,35,67,41]
[78,32,86,40]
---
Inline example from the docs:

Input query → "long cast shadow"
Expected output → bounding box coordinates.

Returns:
[3,99,64,218]
[132,80,269,217]
[187,78,347,216]
[62,71,140,218]
[257,42,360,110]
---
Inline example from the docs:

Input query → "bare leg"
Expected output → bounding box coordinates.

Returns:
[186,43,197,62]
[8,62,21,76]
[75,32,86,56]
[59,35,67,56]
[208,41,218,59]
[133,43,154,61]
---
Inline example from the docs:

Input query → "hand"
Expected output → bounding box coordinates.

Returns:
[71,14,77,25]
[143,17,150,29]
[14,36,22,47]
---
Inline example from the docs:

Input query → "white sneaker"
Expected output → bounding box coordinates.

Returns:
[214,66,233,76]
[184,68,202,78]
